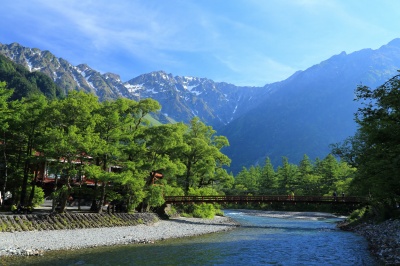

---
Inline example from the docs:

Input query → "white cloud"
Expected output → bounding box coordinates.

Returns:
[2,0,399,86]
[215,53,296,86]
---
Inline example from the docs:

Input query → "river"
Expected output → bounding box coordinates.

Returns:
[3,210,377,265]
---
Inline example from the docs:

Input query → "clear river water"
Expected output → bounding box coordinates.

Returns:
[4,210,378,266]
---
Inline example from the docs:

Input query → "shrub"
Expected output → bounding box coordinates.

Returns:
[192,203,216,219]
[32,187,45,207]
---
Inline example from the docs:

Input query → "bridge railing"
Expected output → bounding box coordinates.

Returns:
[164,195,366,204]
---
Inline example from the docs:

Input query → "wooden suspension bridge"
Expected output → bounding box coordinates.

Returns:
[164,195,366,205]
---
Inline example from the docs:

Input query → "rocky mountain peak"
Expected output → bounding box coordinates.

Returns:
[104,72,121,82]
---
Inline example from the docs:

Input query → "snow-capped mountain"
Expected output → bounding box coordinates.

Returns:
[0,42,269,127]
[123,71,268,125]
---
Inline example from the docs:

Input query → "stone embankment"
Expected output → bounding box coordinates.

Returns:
[341,219,400,265]
[0,212,158,232]
[0,212,239,257]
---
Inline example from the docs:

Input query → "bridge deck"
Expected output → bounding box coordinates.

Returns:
[164,195,365,204]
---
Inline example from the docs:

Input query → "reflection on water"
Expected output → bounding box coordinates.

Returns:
[2,210,377,266]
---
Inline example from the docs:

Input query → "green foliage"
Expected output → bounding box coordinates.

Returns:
[179,202,218,219]
[233,166,260,195]
[51,185,69,201]
[147,185,165,207]
[0,54,63,100]
[12,185,45,207]
[349,207,368,222]
[0,58,234,214]
[192,203,216,219]
[0,81,13,131]
[177,117,232,194]
[332,72,400,217]
[187,187,220,196]
[233,154,356,198]
[179,187,222,218]
[163,185,185,196]
[31,186,45,207]
[276,157,299,194]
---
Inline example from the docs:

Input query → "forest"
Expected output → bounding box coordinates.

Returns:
[0,81,235,215]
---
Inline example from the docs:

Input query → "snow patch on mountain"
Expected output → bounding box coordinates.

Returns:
[72,73,82,88]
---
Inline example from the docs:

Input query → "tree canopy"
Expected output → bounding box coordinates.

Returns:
[332,71,400,212]
[231,154,355,198]
[0,82,233,215]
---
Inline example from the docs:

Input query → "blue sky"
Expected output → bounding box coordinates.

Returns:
[1,0,399,86]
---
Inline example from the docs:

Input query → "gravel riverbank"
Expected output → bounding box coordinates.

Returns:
[345,219,400,265]
[0,215,239,257]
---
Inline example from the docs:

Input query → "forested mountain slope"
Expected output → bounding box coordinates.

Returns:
[219,39,400,173]
[0,54,64,100]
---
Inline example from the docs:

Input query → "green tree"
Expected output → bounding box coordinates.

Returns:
[0,81,13,200]
[276,157,299,195]
[297,154,319,195]
[178,118,231,194]
[129,123,187,211]
[3,94,49,206]
[314,154,340,196]
[91,97,161,212]
[40,91,100,212]
[332,161,355,196]
[334,73,400,210]
[259,157,278,195]
[90,98,131,212]
[233,166,260,195]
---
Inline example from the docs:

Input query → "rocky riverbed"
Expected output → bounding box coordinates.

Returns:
[339,219,400,265]
[0,214,239,257]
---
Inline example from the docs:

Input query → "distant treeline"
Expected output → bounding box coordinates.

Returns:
[228,154,354,197]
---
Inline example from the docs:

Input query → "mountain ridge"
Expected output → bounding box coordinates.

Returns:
[219,38,400,172]
[0,42,272,127]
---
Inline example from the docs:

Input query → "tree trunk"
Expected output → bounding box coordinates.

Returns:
[20,158,31,206]
[58,190,68,213]
[185,159,192,194]
[77,184,82,211]
[2,131,8,204]
[90,180,99,211]
[28,182,35,206]
[58,180,71,213]
[27,163,40,206]
[97,183,106,214]
[77,161,83,211]
[51,167,59,213]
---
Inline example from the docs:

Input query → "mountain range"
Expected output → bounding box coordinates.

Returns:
[1,39,400,173]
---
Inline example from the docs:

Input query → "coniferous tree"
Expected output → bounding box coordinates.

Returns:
[276,157,299,195]
[259,157,277,195]
[0,81,13,200]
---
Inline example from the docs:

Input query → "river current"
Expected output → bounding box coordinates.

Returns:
[4,210,377,265]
